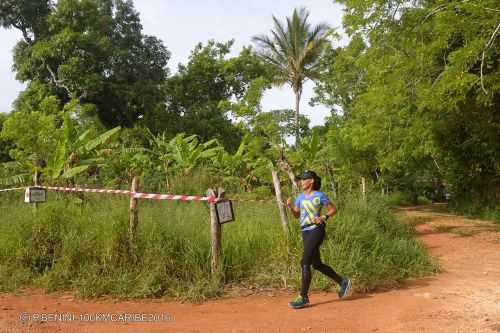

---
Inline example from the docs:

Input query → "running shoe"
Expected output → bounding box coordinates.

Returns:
[338,278,352,298]
[288,295,310,309]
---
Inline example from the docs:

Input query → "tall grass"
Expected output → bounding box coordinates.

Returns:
[0,190,436,300]
[385,190,432,206]
[449,199,500,223]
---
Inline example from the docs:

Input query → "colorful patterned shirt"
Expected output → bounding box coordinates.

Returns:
[294,191,330,231]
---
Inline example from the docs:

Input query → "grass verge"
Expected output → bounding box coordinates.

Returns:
[0,190,436,300]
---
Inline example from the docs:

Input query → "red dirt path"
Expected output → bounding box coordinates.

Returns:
[1,205,499,333]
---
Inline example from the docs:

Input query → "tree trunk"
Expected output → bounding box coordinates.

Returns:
[277,155,299,195]
[330,180,337,199]
[294,88,302,147]
[272,169,289,234]
[33,169,40,186]
[361,177,366,201]
[164,161,170,192]
[325,162,337,199]
[33,169,40,212]
[410,190,419,205]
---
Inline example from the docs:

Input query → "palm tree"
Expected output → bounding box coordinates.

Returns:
[253,7,331,145]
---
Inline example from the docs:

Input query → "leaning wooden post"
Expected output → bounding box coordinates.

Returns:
[128,176,139,244]
[271,169,289,234]
[207,188,222,276]
[361,176,366,201]
[33,169,40,212]
[277,156,299,196]
[330,179,337,200]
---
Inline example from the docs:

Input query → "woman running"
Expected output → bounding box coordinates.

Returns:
[286,170,351,309]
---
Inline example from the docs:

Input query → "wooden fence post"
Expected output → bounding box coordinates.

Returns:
[128,176,139,244]
[207,188,222,276]
[330,180,337,200]
[271,169,289,234]
[361,176,366,201]
[33,169,40,212]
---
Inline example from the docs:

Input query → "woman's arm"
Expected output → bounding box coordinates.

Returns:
[316,202,337,224]
[325,202,337,218]
[286,198,300,218]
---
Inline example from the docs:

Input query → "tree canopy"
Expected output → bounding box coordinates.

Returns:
[315,0,500,202]
[4,0,170,127]
[0,1,498,212]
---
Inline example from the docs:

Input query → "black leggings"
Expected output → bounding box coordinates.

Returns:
[300,225,343,298]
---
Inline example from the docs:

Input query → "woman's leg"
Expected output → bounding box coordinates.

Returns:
[300,227,326,298]
[301,228,351,299]
[311,246,343,285]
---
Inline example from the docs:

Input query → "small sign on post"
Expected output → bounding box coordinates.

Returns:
[24,187,47,203]
[215,200,235,224]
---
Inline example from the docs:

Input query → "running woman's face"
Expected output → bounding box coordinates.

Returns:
[301,178,314,191]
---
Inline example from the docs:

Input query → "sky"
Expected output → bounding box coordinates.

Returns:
[0,0,346,127]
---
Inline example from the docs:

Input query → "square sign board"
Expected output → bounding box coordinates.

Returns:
[24,187,47,203]
[215,200,235,224]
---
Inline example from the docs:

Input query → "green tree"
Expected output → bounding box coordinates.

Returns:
[0,113,14,163]
[316,0,500,202]
[251,109,310,145]
[253,7,331,145]
[312,35,367,116]
[0,0,52,42]
[0,110,60,185]
[3,0,170,128]
[160,41,269,151]
[1,110,59,164]
[12,80,62,115]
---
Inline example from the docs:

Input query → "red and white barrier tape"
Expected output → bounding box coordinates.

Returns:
[231,198,269,203]
[40,186,216,203]
[0,187,25,193]
[1,185,265,204]
[132,192,215,203]
[41,186,131,195]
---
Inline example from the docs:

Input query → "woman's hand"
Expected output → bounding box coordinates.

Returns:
[314,215,326,225]
[287,198,300,218]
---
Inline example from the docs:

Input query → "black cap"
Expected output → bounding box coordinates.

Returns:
[296,170,318,180]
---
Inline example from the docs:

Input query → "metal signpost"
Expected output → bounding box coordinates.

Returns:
[24,187,47,203]
[215,200,235,224]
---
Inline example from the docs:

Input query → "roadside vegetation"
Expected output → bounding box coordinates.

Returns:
[0,190,435,300]
[0,0,497,299]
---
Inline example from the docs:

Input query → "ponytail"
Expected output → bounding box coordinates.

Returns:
[313,176,322,191]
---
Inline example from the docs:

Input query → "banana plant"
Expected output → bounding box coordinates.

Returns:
[298,130,321,166]
[211,136,252,189]
[0,158,36,186]
[142,131,224,190]
[106,144,153,185]
[213,136,248,175]
[45,112,120,184]
[212,135,280,192]
[145,130,175,190]
[168,133,223,175]
[151,132,223,175]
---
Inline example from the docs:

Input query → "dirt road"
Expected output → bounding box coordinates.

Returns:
[1,205,499,333]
